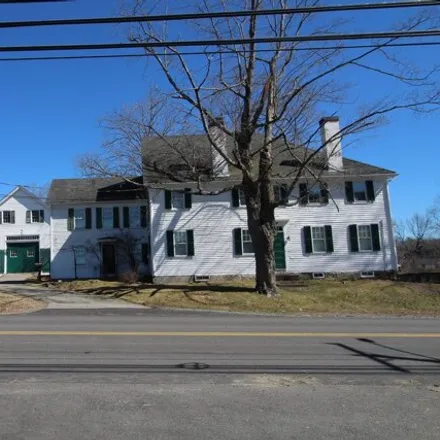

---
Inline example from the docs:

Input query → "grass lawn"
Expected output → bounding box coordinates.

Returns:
[47,279,440,316]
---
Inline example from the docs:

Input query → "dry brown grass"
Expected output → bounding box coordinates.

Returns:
[48,278,440,316]
[0,292,45,315]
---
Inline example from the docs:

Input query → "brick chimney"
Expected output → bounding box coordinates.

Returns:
[320,116,343,172]
[208,117,229,178]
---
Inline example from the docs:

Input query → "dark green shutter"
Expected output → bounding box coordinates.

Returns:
[39,210,45,223]
[0,249,4,273]
[0,213,2,225]
[231,188,240,207]
[85,208,92,229]
[164,190,172,210]
[67,208,74,231]
[113,207,120,228]
[304,226,313,254]
[184,188,192,209]
[324,225,334,253]
[320,184,329,204]
[26,211,31,224]
[123,207,130,228]
[371,223,381,251]
[299,183,308,205]
[96,208,102,229]
[141,243,149,264]
[280,184,289,203]
[140,206,147,228]
[166,230,174,257]
[187,230,195,256]
[40,248,51,273]
[11,211,15,224]
[366,180,375,202]
[234,228,243,256]
[345,182,354,203]
[349,224,359,252]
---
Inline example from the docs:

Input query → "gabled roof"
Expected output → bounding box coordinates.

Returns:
[47,176,146,204]
[0,186,48,208]
[142,133,396,185]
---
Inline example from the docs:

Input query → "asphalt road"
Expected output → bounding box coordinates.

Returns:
[0,309,439,439]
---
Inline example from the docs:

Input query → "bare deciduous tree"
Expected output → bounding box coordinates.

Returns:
[81,1,440,295]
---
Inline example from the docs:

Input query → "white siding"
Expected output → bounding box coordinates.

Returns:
[0,188,50,273]
[50,202,150,279]
[150,178,397,278]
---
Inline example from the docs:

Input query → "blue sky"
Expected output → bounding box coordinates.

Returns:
[0,0,439,221]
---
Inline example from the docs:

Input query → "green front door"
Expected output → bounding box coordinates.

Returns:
[274,226,286,270]
[7,242,39,273]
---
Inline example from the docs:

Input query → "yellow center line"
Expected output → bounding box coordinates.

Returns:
[0,331,439,338]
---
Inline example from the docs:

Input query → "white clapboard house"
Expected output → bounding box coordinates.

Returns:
[0,117,397,281]
[0,186,50,275]
[42,116,398,282]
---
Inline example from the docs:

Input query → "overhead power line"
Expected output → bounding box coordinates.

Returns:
[0,1,439,29]
[1,40,440,62]
[2,29,440,53]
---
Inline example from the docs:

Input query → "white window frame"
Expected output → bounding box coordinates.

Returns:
[102,207,113,229]
[74,208,86,230]
[273,185,283,203]
[2,211,14,224]
[174,231,188,256]
[242,229,254,255]
[129,206,141,228]
[353,181,368,202]
[171,191,185,209]
[357,224,373,252]
[9,249,17,258]
[74,246,86,266]
[311,226,327,254]
[27,249,35,258]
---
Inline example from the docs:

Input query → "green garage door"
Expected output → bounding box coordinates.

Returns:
[7,242,39,273]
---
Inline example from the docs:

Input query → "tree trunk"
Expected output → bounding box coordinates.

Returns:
[247,202,278,297]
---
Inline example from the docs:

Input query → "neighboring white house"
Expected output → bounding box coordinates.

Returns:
[44,116,398,281]
[0,186,50,275]
[47,177,150,280]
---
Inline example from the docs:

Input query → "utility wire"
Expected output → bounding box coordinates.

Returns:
[2,29,440,53]
[1,40,440,62]
[0,1,439,29]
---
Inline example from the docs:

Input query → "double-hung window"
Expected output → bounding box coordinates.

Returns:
[27,210,44,223]
[1,211,15,224]
[303,225,334,254]
[166,230,195,257]
[74,208,85,229]
[102,207,113,229]
[348,224,381,252]
[129,206,141,228]
[233,228,254,255]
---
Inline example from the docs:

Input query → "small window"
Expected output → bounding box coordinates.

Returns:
[129,206,140,228]
[74,246,86,265]
[308,186,322,204]
[353,181,367,202]
[311,227,326,253]
[242,229,254,254]
[102,207,113,229]
[312,272,325,279]
[358,225,373,251]
[171,192,185,209]
[238,189,246,206]
[174,231,188,256]
[2,211,15,224]
[360,271,375,278]
[75,208,85,229]
[273,185,283,203]
[27,249,35,258]
[9,250,17,258]
[31,210,40,223]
